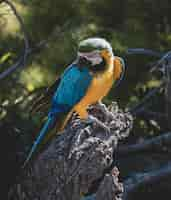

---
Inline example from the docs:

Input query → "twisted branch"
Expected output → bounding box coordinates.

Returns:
[0,0,30,79]
[0,0,71,79]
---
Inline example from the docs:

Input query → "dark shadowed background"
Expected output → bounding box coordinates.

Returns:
[1,0,171,199]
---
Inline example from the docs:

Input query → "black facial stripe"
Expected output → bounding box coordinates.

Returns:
[77,55,107,72]
[77,56,92,67]
[90,57,106,72]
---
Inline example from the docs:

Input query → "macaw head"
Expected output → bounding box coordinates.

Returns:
[77,37,114,71]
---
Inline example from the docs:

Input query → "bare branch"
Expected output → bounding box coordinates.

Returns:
[0,0,72,79]
[135,110,166,120]
[0,0,30,79]
[127,48,162,58]
[117,132,171,156]
[123,161,171,200]
[128,82,165,116]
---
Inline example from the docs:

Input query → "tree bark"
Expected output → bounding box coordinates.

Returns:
[8,103,133,200]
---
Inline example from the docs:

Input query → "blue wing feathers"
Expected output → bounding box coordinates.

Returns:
[23,64,92,167]
[52,64,92,108]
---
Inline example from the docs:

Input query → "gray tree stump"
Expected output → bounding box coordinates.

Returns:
[9,102,133,200]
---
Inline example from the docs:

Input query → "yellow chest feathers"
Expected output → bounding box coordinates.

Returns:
[77,56,123,107]
[76,56,123,108]
[73,56,123,119]
[77,59,115,108]
[87,66,114,103]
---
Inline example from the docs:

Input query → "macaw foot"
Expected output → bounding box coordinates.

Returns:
[84,115,110,134]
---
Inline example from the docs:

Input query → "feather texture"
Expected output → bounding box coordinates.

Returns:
[24,64,92,166]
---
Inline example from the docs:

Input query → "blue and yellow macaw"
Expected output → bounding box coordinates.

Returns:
[23,37,125,167]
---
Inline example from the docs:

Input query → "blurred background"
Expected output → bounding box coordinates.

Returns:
[1,0,171,199]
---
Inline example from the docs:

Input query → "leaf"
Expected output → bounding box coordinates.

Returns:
[0,52,12,64]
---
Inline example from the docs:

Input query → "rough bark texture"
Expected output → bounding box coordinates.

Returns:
[9,102,133,200]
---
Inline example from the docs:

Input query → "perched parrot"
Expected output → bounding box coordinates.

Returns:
[23,37,125,167]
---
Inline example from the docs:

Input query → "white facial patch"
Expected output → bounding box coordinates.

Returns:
[78,51,103,65]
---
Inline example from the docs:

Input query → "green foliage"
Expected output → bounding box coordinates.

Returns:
[0,0,171,136]
[0,52,12,64]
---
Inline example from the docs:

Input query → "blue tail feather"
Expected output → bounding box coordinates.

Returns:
[23,116,55,168]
